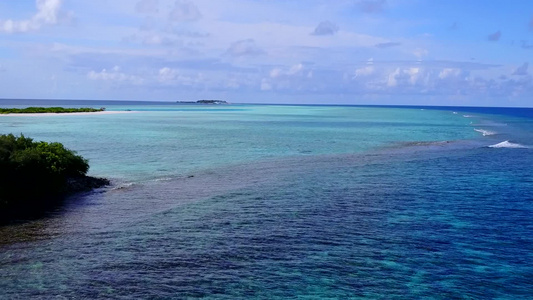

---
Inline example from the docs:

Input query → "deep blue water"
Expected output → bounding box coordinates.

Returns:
[0,100,531,299]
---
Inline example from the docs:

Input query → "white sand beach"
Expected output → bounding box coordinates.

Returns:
[0,111,137,117]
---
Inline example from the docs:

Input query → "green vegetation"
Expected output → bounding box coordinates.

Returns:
[196,100,227,104]
[0,134,108,222]
[176,100,228,104]
[0,107,106,114]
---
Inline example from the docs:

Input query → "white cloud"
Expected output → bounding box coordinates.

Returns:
[169,0,202,22]
[262,63,315,91]
[354,66,375,77]
[1,0,529,104]
[288,63,304,75]
[34,0,61,24]
[407,68,422,85]
[354,65,465,92]
[0,0,63,33]
[226,39,265,57]
[263,62,507,96]
[158,67,179,82]
[346,63,529,99]
[386,68,400,87]
[269,63,306,78]
[158,67,204,86]
[354,58,375,78]
[439,68,462,79]
[87,66,143,84]
[270,68,282,78]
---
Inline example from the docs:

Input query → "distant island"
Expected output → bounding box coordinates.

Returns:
[176,100,228,104]
[0,134,109,223]
[0,107,106,114]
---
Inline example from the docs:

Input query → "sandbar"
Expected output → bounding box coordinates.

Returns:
[0,111,137,117]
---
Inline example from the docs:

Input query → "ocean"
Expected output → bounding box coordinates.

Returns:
[0,100,532,299]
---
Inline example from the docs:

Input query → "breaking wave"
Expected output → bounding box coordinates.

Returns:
[488,141,528,149]
[474,128,497,136]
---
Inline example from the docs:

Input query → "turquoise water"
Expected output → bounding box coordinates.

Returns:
[1,104,479,181]
[0,102,532,299]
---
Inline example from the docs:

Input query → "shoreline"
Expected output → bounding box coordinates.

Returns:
[0,111,136,117]
[0,175,110,225]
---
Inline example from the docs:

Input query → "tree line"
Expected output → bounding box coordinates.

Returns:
[0,107,105,114]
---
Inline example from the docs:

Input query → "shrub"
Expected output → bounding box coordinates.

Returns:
[0,134,90,214]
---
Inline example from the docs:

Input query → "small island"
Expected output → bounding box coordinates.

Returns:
[176,100,228,104]
[196,100,227,104]
[0,107,106,114]
[0,134,109,223]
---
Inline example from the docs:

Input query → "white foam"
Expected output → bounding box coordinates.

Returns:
[474,129,497,136]
[110,182,135,191]
[488,141,528,149]
[452,111,458,114]
[463,114,474,118]
[149,177,175,183]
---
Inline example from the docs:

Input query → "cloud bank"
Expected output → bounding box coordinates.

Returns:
[1,0,532,106]
[87,66,143,84]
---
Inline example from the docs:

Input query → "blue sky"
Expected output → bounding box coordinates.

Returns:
[0,0,532,106]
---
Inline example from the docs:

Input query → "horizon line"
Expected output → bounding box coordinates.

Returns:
[0,98,531,109]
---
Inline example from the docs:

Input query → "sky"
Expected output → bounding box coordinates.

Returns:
[0,0,532,107]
